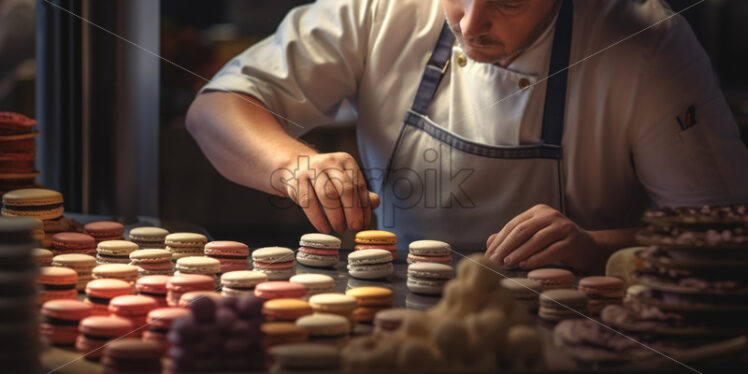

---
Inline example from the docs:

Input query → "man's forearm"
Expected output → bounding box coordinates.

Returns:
[185,91,316,196]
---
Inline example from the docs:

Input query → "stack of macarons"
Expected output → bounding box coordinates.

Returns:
[309,293,358,324]
[296,233,341,268]
[52,253,97,291]
[295,313,350,347]
[166,274,215,307]
[37,266,78,304]
[254,281,307,300]
[354,230,398,259]
[143,307,190,351]
[577,276,624,314]
[83,221,124,243]
[221,270,268,297]
[136,275,171,307]
[76,315,133,360]
[262,298,313,322]
[129,249,173,276]
[0,113,41,195]
[527,268,574,290]
[165,232,207,260]
[108,295,158,337]
[102,339,162,374]
[128,226,169,249]
[407,240,453,264]
[347,249,393,279]
[84,278,133,315]
[0,216,40,373]
[345,287,394,322]
[92,263,139,285]
[95,240,138,264]
[406,262,454,295]
[175,256,221,282]
[289,273,335,296]
[50,232,97,256]
[40,299,92,345]
[252,246,296,280]
[168,295,266,372]
[205,240,249,273]
[538,289,588,322]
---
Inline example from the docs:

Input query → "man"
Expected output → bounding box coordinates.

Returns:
[186,0,748,274]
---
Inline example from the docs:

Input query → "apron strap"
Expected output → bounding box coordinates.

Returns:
[410,22,455,115]
[540,0,573,146]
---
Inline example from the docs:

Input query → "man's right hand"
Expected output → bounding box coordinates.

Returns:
[276,152,380,233]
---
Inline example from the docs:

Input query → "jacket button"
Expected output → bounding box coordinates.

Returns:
[456,54,467,67]
[518,78,531,90]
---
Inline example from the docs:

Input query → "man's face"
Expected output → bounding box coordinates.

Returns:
[441,0,560,64]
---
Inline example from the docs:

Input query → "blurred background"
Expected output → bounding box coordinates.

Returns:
[1,0,747,246]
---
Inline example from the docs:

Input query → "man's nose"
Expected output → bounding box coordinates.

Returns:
[460,2,491,39]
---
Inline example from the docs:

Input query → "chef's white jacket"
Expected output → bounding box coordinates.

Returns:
[200,0,748,229]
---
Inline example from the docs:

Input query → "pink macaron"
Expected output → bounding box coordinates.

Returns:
[204,240,249,273]
[76,316,134,360]
[37,266,78,305]
[108,295,158,337]
[40,299,93,345]
[84,221,125,243]
[527,268,574,290]
[51,232,97,256]
[85,278,133,315]
[136,275,170,307]
[577,276,625,313]
[254,281,307,300]
[166,274,215,307]
[142,307,190,351]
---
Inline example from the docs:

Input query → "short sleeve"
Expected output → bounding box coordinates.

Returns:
[630,15,748,206]
[198,0,376,137]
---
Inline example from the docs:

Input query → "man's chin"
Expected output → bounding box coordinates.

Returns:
[461,45,506,64]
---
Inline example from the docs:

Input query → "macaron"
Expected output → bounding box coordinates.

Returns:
[538,289,588,322]
[128,226,169,249]
[175,256,221,280]
[37,266,78,304]
[43,216,70,234]
[577,276,625,314]
[308,293,358,319]
[166,274,215,307]
[373,308,414,331]
[295,313,350,346]
[40,299,92,345]
[527,268,574,290]
[136,275,170,307]
[221,270,268,297]
[129,249,173,276]
[51,232,97,256]
[178,290,222,307]
[406,262,454,295]
[501,277,543,310]
[297,233,341,268]
[84,221,125,243]
[95,240,138,264]
[165,232,207,260]
[33,247,54,266]
[85,278,133,315]
[254,281,307,300]
[354,230,398,259]
[92,263,139,284]
[262,298,313,322]
[407,240,453,264]
[252,246,296,280]
[108,295,158,336]
[51,253,97,291]
[347,249,393,279]
[262,322,308,348]
[271,342,340,370]
[345,287,394,322]
[101,338,162,374]
[289,273,335,296]
[1,188,64,220]
[142,307,190,351]
[204,241,249,273]
[76,315,134,360]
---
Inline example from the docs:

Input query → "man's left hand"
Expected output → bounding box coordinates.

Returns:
[484,204,596,269]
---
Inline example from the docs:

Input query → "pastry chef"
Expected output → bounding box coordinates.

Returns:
[186,0,748,274]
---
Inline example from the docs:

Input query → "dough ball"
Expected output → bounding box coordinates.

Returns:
[504,325,543,370]
[431,318,472,367]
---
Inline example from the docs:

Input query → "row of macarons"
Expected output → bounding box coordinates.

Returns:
[501,268,626,321]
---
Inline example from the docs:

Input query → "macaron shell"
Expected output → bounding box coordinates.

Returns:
[296,251,339,268]
[38,266,78,285]
[41,299,93,320]
[406,262,454,279]
[164,233,208,247]
[299,233,342,249]
[527,268,574,290]
[129,249,172,263]
[85,278,133,298]
[308,293,358,313]
[166,274,215,293]
[346,249,393,265]
[261,322,309,346]
[408,240,451,256]
[203,240,249,256]
[406,253,452,264]
[221,270,268,289]
[136,275,170,294]
[295,313,350,336]
[84,221,125,238]
[262,298,313,321]
[354,230,397,245]
[345,287,394,306]
[175,256,221,274]
[254,281,307,299]
[109,295,158,316]
[51,232,96,251]
[289,274,335,295]
[78,315,134,337]
[347,262,394,279]
[252,246,295,263]
[96,240,138,256]
[128,227,169,241]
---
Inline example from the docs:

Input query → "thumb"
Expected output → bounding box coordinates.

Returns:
[368,192,381,209]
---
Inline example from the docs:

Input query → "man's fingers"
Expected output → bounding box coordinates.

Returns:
[297,178,332,234]
[518,238,571,269]
[324,168,363,231]
[492,211,545,264]
[503,224,564,267]
[313,172,346,232]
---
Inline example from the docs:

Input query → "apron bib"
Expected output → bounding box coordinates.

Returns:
[379,0,573,250]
